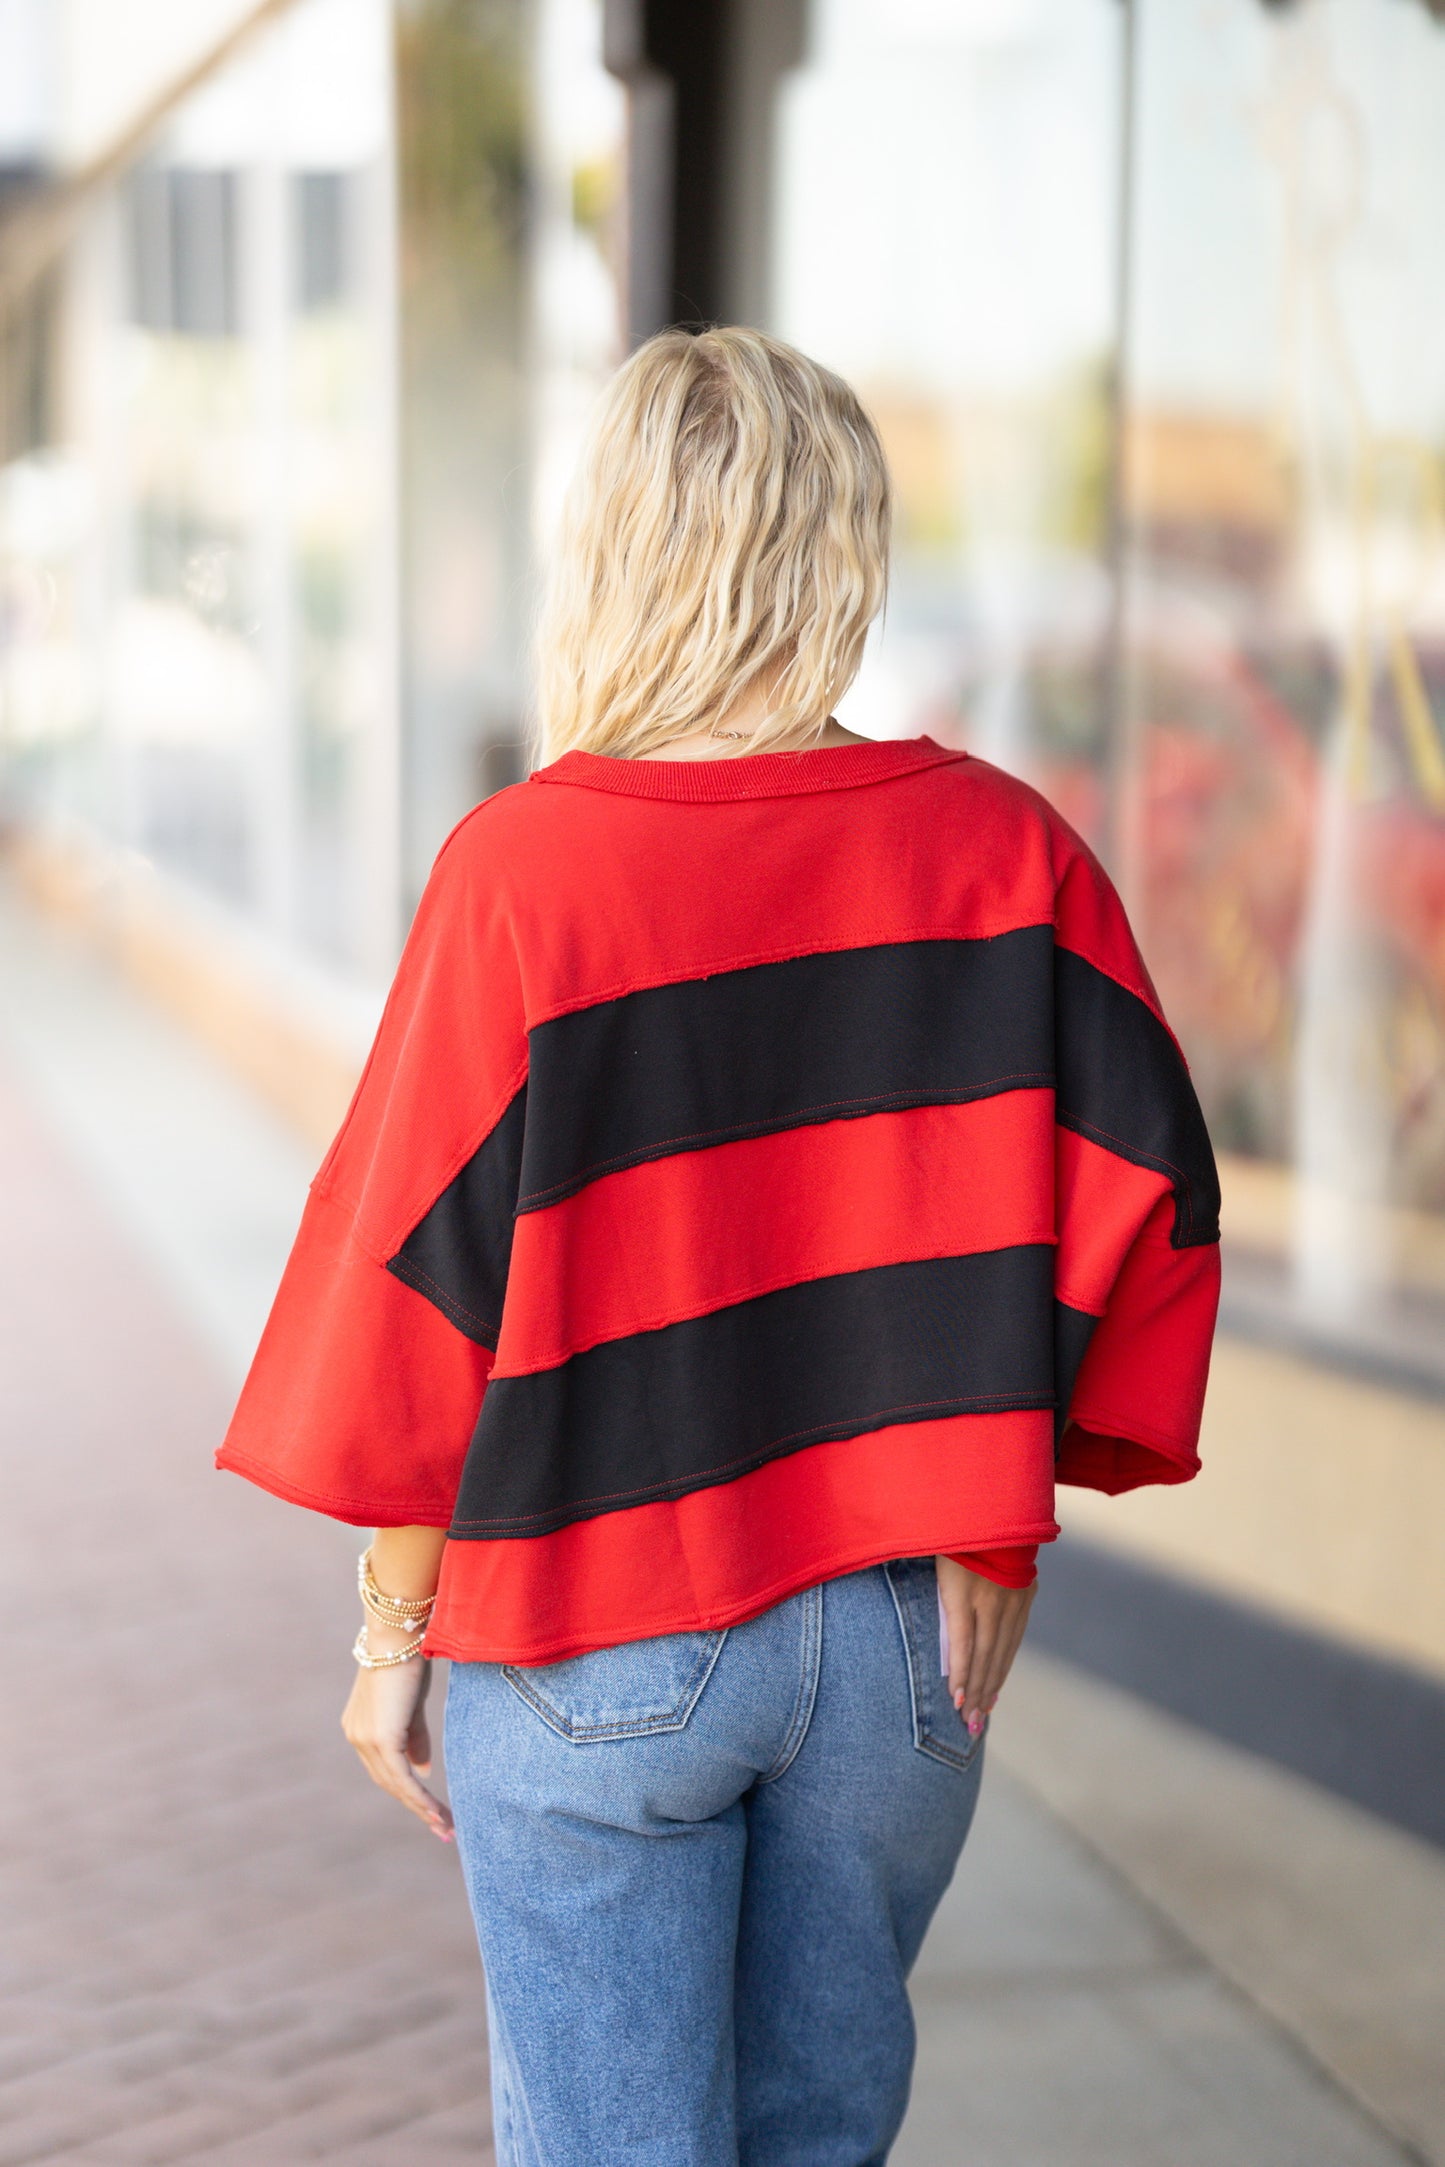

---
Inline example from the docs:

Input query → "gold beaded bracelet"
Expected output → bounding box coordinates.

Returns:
[352,1623,427,1670]
[357,1545,437,1628]
[359,1578,428,1633]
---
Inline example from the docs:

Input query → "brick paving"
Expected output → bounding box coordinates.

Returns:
[1,1060,493,2164]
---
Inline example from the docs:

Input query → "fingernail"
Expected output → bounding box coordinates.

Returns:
[968,1713,984,1736]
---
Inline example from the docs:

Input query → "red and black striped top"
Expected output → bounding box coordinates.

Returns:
[217,736,1221,1663]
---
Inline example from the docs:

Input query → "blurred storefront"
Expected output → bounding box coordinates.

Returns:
[2,2,1443,1715]
[0,0,626,1117]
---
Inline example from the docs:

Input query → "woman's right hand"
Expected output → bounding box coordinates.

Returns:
[935,1554,1036,1739]
[341,1627,455,1842]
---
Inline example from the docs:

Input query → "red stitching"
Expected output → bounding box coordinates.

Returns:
[450,1394,1050,1530]
[1051,1283,1107,1322]
[217,1446,457,1523]
[390,1257,499,1339]
[517,1077,1052,1207]
[1058,1113,1195,1234]
[322,1058,531,1264]
[523,920,1055,1030]
[1066,1402,1200,1457]
[1054,937,1164,1028]
[496,1231,1058,1378]
[533,744,964,810]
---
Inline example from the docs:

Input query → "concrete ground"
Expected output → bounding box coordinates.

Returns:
[4,879,1443,2167]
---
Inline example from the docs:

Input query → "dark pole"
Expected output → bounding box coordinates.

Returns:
[604,0,731,343]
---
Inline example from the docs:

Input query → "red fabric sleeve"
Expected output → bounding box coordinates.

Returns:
[1057,1191,1221,1493]
[1049,812,1220,1495]
[216,1186,494,1524]
[217,804,527,1523]
[312,807,527,1258]
[947,1544,1040,1589]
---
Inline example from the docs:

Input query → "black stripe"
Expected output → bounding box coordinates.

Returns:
[386,1086,527,1349]
[1055,947,1220,1247]
[386,931,1218,1351]
[517,928,1056,1213]
[450,1247,1068,1539]
[1053,1300,1098,1453]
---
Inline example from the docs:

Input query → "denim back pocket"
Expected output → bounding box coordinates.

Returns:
[501,1628,728,1743]
[884,1557,987,1772]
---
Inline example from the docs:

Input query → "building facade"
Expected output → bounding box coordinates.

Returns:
[2,0,1444,1708]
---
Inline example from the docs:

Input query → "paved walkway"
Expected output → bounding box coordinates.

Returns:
[4,882,1442,2165]
[1,1064,492,2162]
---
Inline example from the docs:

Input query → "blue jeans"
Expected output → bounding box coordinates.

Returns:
[444,1559,986,2166]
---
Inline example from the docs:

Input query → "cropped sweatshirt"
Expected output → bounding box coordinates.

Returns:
[217,736,1222,1664]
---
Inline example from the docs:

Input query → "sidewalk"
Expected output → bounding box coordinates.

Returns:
[4,879,1442,2165]
[0,908,492,2163]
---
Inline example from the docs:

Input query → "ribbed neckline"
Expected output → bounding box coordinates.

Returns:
[532,735,964,803]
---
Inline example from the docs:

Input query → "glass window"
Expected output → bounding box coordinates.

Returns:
[396,0,536,896]
[395,0,624,888]
[1125,0,1445,1349]
[772,0,1445,1366]
[530,0,626,547]
[772,0,1122,840]
[0,0,398,978]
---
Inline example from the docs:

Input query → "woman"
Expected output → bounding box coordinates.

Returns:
[219,328,1219,2165]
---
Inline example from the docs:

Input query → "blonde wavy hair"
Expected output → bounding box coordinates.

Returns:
[534,327,891,762]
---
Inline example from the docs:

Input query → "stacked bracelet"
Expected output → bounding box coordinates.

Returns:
[358,1545,437,1627]
[353,1545,437,1668]
[352,1624,427,1670]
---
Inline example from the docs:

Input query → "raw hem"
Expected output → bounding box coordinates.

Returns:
[214,1446,453,1529]
[424,1519,1060,1666]
[1056,1417,1200,1495]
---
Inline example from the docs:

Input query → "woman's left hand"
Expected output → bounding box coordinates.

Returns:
[934,1554,1037,1740]
[341,1632,455,1842]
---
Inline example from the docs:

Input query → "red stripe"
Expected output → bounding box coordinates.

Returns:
[495,755,1069,1025]
[425,1409,1063,1666]
[495,1094,1056,1375]
[503,753,1164,1028]
[1054,1127,1172,1316]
